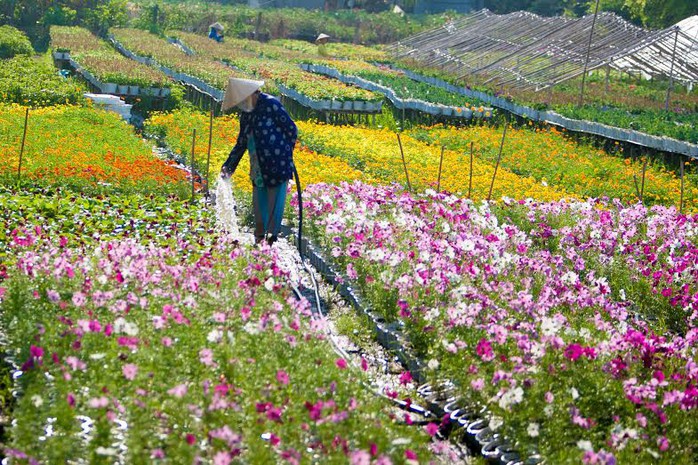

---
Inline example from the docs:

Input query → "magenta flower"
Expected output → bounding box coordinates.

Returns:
[424,422,439,436]
[405,449,417,460]
[399,371,413,385]
[475,338,494,362]
[29,345,44,359]
[276,370,290,385]
[335,358,348,369]
[564,343,583,361]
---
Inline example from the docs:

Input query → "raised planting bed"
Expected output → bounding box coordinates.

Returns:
[50,27,171,96]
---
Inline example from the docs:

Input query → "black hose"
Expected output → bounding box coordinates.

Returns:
[292,165,303,261]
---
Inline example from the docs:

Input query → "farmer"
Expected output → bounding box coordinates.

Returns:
[315,33,330,56]
[220,78,298,246]
[208,22,224,42]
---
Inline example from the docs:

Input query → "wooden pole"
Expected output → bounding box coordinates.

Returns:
[487,121,508,202]
[17,107,29,188]
[191,128,196,201]
[680,158,685,214]
[664,27,680,111]
[468,141,474,199]
[437,146,445,192]
[579,0,601,107]
[205,97,215,197]
[640,158,648,203]
[396,133,412,192]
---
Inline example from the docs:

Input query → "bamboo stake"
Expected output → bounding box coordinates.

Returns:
[437,146,445,192]
[579,0,601,107]
[679,158,685,214]
[640,158,648,202]
[191,128,196,201]
[16,107,29,188]
[468,141,474,199]
[633,174,641,200]
[487,122,508,202]
[396,133,412,192]
[205,97,215,197]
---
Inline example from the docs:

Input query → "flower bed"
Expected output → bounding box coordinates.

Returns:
[270,39,388,62]
[50,27,170,90]
[296,121,568,202]
[301,181,698,464]
[0,196,437,463]
[0,104,188,196]
[408,125,698,212]
[0,54,86,107]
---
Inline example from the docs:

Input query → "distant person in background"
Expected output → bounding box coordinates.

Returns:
[209,22,224,42]
[220,78,298,246]
[316,33,330,56]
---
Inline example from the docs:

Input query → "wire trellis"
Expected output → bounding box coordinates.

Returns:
[388,9,698,91]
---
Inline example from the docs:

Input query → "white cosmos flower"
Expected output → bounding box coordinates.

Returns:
[527,423,540,437]
[577,440,593,451]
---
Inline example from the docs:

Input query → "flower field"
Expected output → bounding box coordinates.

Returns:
[0,186,439,463]
[3,12,698,464]
[0,104,188,195]
[301,181,698,464]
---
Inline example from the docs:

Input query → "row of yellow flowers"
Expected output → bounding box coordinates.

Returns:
[408,124,698,211]
[145,109,566,202]
[296,121,569,202]
[0,104,188,195]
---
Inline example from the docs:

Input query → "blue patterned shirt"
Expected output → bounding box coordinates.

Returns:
[223,93,298,188]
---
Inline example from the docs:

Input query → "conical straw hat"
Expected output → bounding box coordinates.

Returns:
[315,33,330,43]
[222,78,264,112]
[210,22,225,31]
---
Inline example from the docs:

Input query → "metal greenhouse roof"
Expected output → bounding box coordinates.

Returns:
[388,9,698,91]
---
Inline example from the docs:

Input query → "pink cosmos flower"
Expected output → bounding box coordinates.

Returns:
[405,449,417,460]
[360,358,368,371]
[425,422,440,436]
[122,364,138,381]
[399,371,413,385]
[168,384,188,398]
[276,370,290,385]
[212,451,231,465]
[88,396,109,408]
[185,434,196,445]
[335,358,347,369]
[350,450,370,465]
[199,348,216,367]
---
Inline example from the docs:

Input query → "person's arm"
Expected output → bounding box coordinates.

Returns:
[221,116,249,175]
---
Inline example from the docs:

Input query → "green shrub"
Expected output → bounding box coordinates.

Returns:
[0,25,34,59]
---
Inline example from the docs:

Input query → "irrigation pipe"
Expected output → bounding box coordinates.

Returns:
[640,158,648,203]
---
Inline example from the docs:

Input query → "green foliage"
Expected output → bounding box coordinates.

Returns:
[0,54,86,107]
[133,1,448,44]
[0,25,34,59]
